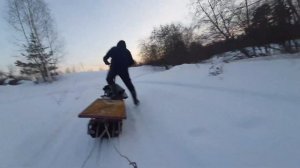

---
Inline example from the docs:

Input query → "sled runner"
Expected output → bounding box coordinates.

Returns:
[78,84,127,138]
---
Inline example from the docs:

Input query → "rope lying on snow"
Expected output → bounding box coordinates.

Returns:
[81,121,138,168]
[81,123,106,168]
[103,123,138,168]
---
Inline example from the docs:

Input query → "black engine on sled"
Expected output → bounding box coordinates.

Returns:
[88,119,122,138]
[83,83,127,138]
[102,84,128,100]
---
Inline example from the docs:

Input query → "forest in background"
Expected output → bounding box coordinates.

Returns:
[139,0,300,68]
[1,0,300,85]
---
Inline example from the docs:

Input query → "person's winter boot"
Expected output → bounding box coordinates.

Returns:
[133,98,140,106]
[130,90,140,106]
[109,84,118,99]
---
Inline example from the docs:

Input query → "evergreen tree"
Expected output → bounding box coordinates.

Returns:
[272,0,292,26]
[7,0,63,82]
[15,33,57,82]
[271,0,295,52]
[251,3,272,30]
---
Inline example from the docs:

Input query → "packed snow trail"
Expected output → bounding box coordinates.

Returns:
[0,54,300,168]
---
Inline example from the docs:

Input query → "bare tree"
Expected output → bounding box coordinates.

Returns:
[0,70,7,85]
[7,65,17,77]
[245,0,251,26]
[192,0,255,57]
[192,0,241,41]
[6,0,63,82]
[236,0,257,29]
[139,23,189,67]
[139,39,161,64]
[285,0,300,24]
[235,0,263,55]
[0,70,6,78]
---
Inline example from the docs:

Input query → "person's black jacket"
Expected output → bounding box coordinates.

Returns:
[103,41,134,71]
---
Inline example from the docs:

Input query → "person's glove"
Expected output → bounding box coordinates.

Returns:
[104,60,110,65]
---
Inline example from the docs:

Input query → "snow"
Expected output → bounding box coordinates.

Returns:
[1,53,300,168]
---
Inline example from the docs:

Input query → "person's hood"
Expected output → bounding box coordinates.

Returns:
[117,40,126,49]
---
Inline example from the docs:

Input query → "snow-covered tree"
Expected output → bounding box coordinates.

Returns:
[15,33,57,82]
[6,0,63,82]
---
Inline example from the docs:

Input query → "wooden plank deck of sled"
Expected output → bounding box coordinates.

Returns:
[78,99,126,120]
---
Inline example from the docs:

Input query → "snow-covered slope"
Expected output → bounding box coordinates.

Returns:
[1,54,300,168]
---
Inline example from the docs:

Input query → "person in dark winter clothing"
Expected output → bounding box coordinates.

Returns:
[103,40,140,105]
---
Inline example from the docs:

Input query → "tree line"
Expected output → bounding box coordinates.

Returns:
[5,0,63,83]
[139,0,300,67]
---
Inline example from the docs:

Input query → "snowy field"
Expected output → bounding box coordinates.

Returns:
[1,53,300,168]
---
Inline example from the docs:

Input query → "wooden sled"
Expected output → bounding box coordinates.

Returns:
[78,98,126,138]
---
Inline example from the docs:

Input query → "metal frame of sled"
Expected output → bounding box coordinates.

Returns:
[78,98,126,138]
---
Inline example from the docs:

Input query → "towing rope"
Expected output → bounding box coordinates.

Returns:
[81,122,106,168]
[103,122,138,168]
[81,121,138,168]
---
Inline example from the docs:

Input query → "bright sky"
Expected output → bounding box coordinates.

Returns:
[0,0,191,72]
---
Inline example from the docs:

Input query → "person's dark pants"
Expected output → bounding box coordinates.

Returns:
[106,68,138,101]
